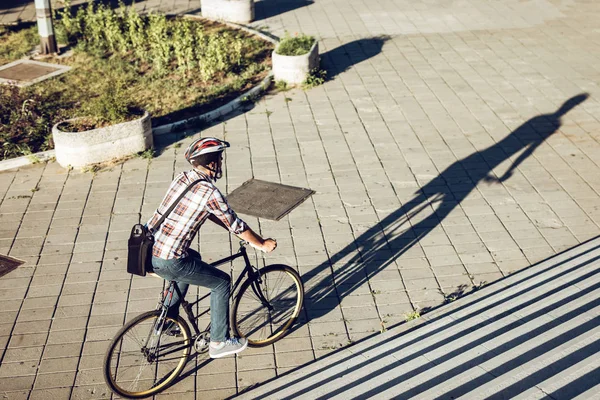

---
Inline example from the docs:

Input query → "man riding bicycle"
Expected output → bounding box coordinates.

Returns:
[147,137,277,359]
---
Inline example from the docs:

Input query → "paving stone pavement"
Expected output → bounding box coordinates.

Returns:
[1,0,600,398]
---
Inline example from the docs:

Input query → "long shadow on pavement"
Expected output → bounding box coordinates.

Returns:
[321,36,390,81]
[254,0,313,21]
[301,93,589,331]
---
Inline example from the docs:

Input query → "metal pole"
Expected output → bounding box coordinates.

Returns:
[35,0,58,54]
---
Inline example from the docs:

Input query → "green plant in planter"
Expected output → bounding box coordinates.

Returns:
[62,79,138,132]
[276,32,315,56]
[83,85,132,125]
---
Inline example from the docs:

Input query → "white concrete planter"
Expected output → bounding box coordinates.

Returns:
[273,41,319,85]
[201,0,254,23]
[52,111,153,168]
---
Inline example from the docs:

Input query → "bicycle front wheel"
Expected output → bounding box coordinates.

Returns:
[232,264,304,347]
[103,310,191,399]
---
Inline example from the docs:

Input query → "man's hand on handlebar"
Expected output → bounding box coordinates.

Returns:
[246,238,277,253]
[239,227,277,253]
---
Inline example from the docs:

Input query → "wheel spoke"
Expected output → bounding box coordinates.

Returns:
[233,267,303,345]
[105,312,190,398]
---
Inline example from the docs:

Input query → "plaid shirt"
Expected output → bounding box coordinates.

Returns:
[147,169,247,260]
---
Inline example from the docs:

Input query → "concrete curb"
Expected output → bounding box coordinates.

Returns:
[0,150,56,172]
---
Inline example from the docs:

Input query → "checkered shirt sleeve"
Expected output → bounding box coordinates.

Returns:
[147,171,247,259]
[205,187,247,235]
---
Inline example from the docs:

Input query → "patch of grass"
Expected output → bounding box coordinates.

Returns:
[240,91,261,104]
[303,68,327,89]
[138,148,155,160]
[404,310,421,321]
[81,164,101,174]
[380,321,387,333]
[275,80,289,91]
[58,78,141,131]
[27,154,41,164]
[80,81,136,127]
[0,24,38,65]
[80,154,135,174]
[319,344,342,350]
[276,32,315,56]
[0,85,56,160]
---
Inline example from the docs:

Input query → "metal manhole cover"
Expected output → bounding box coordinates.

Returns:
[227,179,315,221]
[0,60,71,87]
[0,254,24,279]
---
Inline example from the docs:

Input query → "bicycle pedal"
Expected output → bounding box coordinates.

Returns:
[194,333,210,352]
[165,326,182,337]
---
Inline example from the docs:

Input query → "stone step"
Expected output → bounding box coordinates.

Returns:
[235,237,600,399]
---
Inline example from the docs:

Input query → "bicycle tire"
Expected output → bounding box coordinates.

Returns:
[103,310,191,399]
[231,264,304,347]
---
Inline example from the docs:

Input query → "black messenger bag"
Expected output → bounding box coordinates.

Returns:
[127,224,155,276]
[127,178,205,277]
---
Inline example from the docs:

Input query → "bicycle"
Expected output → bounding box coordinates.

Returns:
[103,241,304,399]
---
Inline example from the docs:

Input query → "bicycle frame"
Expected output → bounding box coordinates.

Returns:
[158,242,270,337]
[106,241,302,399]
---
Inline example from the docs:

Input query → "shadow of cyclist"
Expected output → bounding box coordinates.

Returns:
[301,93,589,324]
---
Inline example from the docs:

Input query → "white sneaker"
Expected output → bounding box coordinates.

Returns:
[209,337,248,359]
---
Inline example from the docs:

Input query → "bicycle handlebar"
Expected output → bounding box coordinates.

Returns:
[240,240,268,253]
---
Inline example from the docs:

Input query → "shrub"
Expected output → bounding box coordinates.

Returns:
[74,84,136,130]
[0,85,54,159]
[54,2,249,81]
[276,32,315,56]
[303,68,327,89]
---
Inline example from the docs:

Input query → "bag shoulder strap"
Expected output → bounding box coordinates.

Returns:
[151,178,206,232]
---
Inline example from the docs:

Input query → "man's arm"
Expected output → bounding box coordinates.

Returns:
[207,213,228,230]
[206,201,277,253]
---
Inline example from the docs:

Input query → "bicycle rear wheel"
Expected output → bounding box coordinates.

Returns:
[232,264,304,347]
[103,310,191,399]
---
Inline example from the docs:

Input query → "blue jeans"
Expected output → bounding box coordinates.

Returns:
[151,249,231,342]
